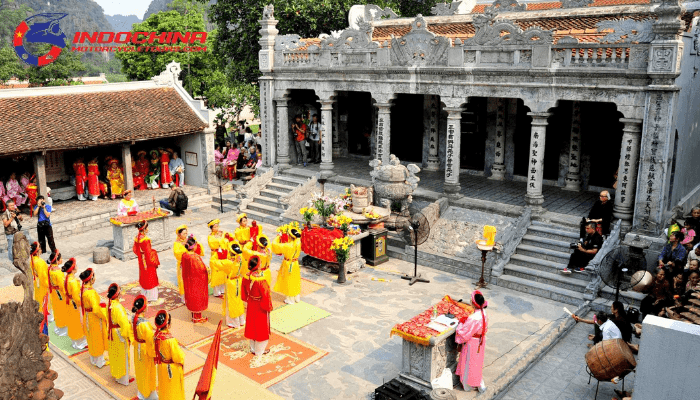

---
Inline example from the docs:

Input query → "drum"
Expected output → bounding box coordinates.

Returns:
[631,270,654,293]
[585,339,636,381]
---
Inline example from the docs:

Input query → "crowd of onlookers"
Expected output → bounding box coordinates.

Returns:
[215,121,263,180]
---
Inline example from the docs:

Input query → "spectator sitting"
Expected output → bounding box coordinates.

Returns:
[686,206,700,234]
[215,144,224,165]
[572,303,629,346]
[671,271,686,299]
[248,142,258,161]
[237,148,248,170]
[658,231,687,278]
[159,185,187,216]
[2,199,34,261]
[580,191,614,238]
[640,268,672,319]
[562,222,603,274]
[684,258,699,281]
[117,190,139,216]
[169,152,185,187]
[680,220,696,250]
[685,270,700,293]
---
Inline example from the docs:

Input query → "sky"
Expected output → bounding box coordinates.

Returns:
[92,0,148,17]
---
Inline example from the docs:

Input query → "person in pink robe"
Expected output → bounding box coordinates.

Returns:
[455,290,488,393]
[6,173,27,206]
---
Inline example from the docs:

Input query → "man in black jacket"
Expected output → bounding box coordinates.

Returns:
[580,191,614,238]
[564,222,604,273]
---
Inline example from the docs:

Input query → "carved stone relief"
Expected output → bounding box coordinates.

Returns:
[275,34,303,51]
[465,51,476,63]
[629,46,650,69]
[320,18,378,49]
[484,0,527,14]
[431,1,463,16]
[348,4,398,30]
[390,15,450,66]
[596,19,655,43]
[557,36,579,45]
[464,10,553,46]
[262,4,274,20]
[651,47,674,71]
[519,50,532,63]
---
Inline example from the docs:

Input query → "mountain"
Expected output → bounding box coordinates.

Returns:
[143,0,170,21]
[106,14,142,33]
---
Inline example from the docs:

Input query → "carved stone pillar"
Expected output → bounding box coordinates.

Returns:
[332,98,341,157]
[121,144,134,192]
[563,101,583,191]
[375,103,392,165]
[275,98,291,169]
[320,100,335,172]
[259,77,275,167]
[31,154,47,198]
[258,6,278,73]
[525,112,551,207]
[614,118,643,231]
[489,98,506,180]
[444,107,463,196]
[425,95,440,171]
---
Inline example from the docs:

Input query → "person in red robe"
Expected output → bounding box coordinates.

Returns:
[133,151,149,191]
[181,235,209,323]
[133,221,160,303]
[160,150,173,189]
[242,256,272,356]
[73,158,88,201]
[87,158,100,201]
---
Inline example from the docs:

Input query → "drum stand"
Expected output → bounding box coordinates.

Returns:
[586,366,633,400]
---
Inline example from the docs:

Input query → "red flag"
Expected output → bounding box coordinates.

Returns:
[193,320,222,400]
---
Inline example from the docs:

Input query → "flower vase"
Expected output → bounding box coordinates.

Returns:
[337,261,347,284]
[306,221,311,230]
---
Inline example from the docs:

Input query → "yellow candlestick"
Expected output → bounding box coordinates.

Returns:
[484,225,497,246]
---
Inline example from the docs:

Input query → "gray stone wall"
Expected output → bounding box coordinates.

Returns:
[504,98,517,179]
[667,33,700,213]
[483,98,497,176]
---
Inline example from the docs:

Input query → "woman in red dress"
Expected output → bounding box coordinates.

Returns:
[160,149,173,188]
[133,221,160,303]
[242,256,272,356]
[180,236,209,323]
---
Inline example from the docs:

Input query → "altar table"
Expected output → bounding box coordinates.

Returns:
[109,208,172,261]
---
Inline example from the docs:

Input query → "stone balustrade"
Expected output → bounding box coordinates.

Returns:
[274,42,652,72]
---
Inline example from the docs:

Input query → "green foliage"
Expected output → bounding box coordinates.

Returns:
[105,73,128,82]
[0,44,23,83]
[21,44,88,84]
[0,2,33,47]
[202,68,259,124]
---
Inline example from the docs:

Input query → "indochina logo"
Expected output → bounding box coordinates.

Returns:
[14,13,68,67]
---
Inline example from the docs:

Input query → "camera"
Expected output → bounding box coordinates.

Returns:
[569,243,579,249]
[39,200,45,206]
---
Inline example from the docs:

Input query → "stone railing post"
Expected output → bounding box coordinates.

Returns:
[525,112,551,209]
[258,5,278,74]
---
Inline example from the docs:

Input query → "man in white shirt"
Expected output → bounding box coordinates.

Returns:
[597,312,622,341]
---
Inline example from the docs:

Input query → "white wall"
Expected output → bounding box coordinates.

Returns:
[634,316,700,400]
[175,133,205,188]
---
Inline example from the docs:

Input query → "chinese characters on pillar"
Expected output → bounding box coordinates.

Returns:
[529,131,539,190]
[321,113,330,160]
[495,98,505,162]
[429,96,438,157]
[377,115,385,161]
[642,93,664,230]
[569,102,581,173]
[446,124,455,179]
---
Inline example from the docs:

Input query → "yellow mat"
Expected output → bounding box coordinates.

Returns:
[270,301,331,334]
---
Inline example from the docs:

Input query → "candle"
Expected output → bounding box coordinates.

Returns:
[483,226,497,246]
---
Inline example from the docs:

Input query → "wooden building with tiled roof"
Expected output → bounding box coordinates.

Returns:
[257,0,700,237]
[0,61,215,200]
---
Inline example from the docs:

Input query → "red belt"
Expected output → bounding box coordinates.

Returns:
[285,258,298,262]
[249,295,262,301]
[84,308,93,312]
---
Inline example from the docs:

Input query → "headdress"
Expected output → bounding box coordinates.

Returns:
[228,242,242,255]
[123,189,133,197]
[63,258,76,274]
[137,220,148,232]
[108,159,119,167]
[471,290,487,352]
[107,283,120,299]
[150,150,160,158]
[137,150,147,158]
[30,241,40,256]
[248,255,261,272]
[132,295,148,343]
[62,258,76,305]
[155,309,170,330]
[175,224,188,235]
[80,268,94,283]
[236,213,247,223]
[208,219,220,229]
[185,235,197,251]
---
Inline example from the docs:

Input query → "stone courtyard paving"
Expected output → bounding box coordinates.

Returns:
[1,213,588,400]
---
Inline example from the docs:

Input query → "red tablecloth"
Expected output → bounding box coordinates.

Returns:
[390,296,474,346]
[109,208,169,226]
[301,226,344,263]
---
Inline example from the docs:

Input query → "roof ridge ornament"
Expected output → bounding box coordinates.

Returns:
[484,0,526,14]
[389,15,450,66]
[321,16,378,49]
[431,1,463,16]
[464,10,553,46]
[348,4,398,30]
[152,60,181,86]
[262,4,274,21]
[596,18,655,43]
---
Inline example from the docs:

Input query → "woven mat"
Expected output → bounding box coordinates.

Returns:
[98,281,183,319]
[270,276,325,310]
[184,363,284,400]
[270,301,331,334]
[48,320,88,357]
[193,327,327,388]
[71,341,205,400]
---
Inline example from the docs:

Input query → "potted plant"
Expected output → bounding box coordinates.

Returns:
[329,214,353,235]
[331,236,354,284]
[310,193,348,227]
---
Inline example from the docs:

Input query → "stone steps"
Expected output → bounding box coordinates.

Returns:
[514,244,572,265]
[503,264,590,293]
[260,189,288,200]
[230,174,305,226]
[495,275,585,306]
[266,182,295,193]
[520,235,574,253]
[526,224,580,241]
[509,253,590,282]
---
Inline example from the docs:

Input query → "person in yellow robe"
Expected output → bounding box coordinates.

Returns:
[107,283,134,386]
[154,310,185,400]
[207,219,229,297]
[272,227,303,304]
[212,242,247,328]
[48,251,67,336]
[243,233,272,287]
[107,159,125,199]
[30,242,51,318]
[79,268,108,368]
[64,258,88,349]
[234,213,251,245]
[132,296,158,400]
[173,225,203,302]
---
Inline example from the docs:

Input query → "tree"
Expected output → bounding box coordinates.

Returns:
[202,69,259,125]
[114,4,216,96]
[20,44,88,84]
[0,2,33,47]
[204,0,440,86]
[0,45,23,83]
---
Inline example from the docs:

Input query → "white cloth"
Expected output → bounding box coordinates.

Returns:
[72,337,88,350]
[600,319,622,341]
[90,355,106,369]
[54,326,67,337]
[251,340,269,356]
[141,287,159,302]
